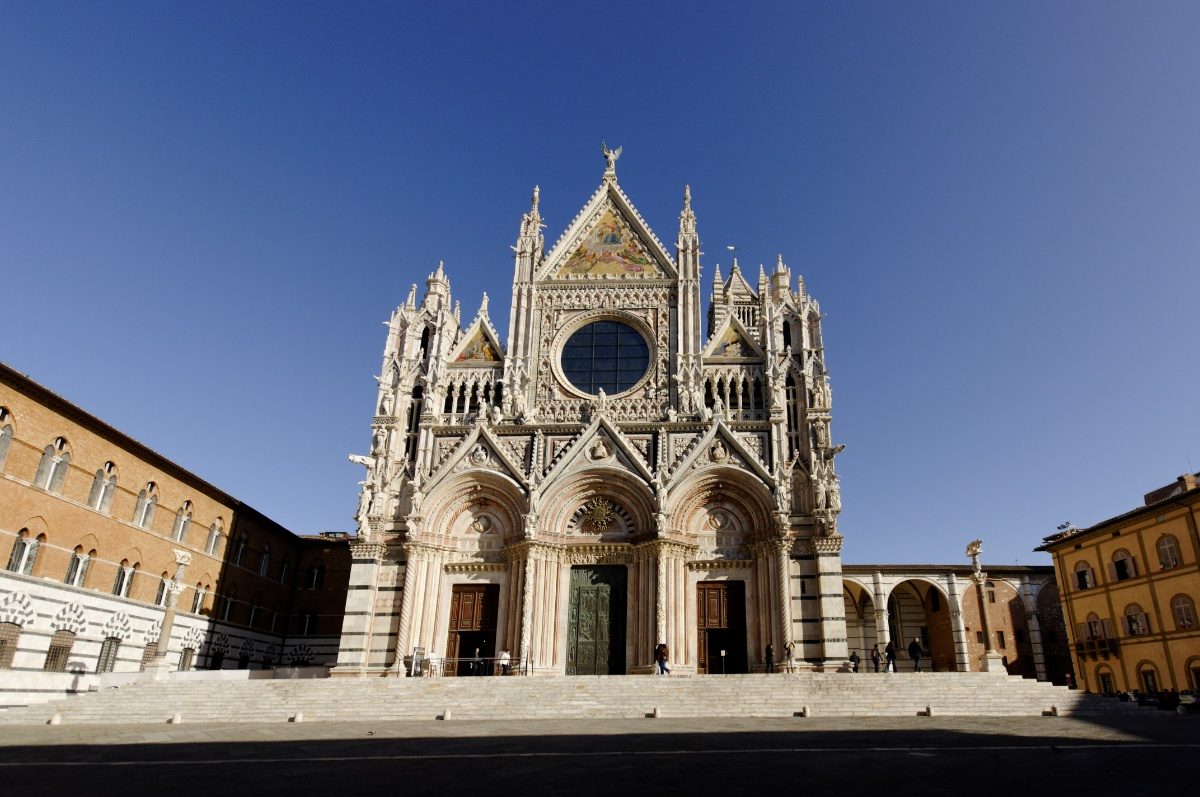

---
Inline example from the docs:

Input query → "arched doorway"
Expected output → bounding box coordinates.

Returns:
[887,579,956,671]
[843,580,877,669]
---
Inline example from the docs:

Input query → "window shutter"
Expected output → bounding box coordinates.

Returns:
[101,479,116,513]
[1129,557,1138,577]
[88,474,103,508]
[6,539,23,571]
[1107,563,1117,582]
[78,557,89,586]
[34,451,52,488]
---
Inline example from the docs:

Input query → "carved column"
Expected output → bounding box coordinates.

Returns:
[394,545,422,675]
[655,551,667,648]
[813,534,848,669]
[334,541,386,676]
[773,535,793,659]
[945,573,970,672]
[1019,576,1047,681]
[519,554,534,671]
[872,570,890,648]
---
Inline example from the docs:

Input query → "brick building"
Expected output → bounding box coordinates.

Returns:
[0,363,349,706]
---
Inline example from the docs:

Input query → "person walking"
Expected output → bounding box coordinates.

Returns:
[908,637,923,672]
[884,640,897,673]
[765,643,775,673]
[499,648,511,676]
[655,642,671,675]
[870,643,882,673]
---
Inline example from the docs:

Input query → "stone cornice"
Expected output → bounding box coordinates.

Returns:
[686,559,753,571]
[444,562,506,574]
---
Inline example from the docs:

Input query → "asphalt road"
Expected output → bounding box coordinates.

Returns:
[1,715,1194,795]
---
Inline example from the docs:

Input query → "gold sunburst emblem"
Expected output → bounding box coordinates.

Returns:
[585,498,617,530]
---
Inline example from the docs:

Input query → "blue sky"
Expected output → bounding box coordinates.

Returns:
[2,2,1197,566]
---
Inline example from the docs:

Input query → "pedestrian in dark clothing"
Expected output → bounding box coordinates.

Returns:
[870,644,882,673]
[884,641,897,673]
[765,643,775,673]
[849,650,860,672]
[655,642,670,675]
[908,638,923,672]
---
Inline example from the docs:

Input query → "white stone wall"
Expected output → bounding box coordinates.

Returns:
[0,570,339,708]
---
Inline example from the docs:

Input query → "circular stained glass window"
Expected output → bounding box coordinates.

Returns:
[560,320,649,396]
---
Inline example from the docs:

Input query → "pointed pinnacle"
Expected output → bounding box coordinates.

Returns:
[683,184,692,208]
[479,292,489,315]
[532,186,540,211]
[776,253,785,273]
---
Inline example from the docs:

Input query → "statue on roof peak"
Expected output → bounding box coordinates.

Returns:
[601,140,623,174]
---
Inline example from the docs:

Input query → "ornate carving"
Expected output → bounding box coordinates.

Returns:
[51,602,86,635]
[0,592,34,627]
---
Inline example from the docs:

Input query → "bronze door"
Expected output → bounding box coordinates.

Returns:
[446,584,499,676]
[697,580,747,674]
[566,566,626,675]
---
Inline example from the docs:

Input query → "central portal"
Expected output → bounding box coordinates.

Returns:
[566,565,626,675]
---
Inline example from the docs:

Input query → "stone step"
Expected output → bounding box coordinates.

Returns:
[0,673,1154,725]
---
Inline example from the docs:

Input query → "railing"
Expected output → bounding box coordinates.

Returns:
[407,655,529,678]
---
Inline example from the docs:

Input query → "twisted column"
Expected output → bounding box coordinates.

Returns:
[774,538,792,655]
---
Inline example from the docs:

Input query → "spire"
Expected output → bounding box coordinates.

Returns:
[478,292,489,317]
[713,263,723,286]
[453,300,461,324]
[775,253,785,274]
[679,184,697,239]
[405,284,417,308]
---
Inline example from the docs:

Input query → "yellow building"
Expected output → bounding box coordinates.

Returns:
[1037,473,1200,694]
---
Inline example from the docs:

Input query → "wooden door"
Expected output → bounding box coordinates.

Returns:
[446,584,499,676]
[697,581,747,674]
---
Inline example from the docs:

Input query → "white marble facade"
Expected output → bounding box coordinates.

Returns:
[336,152,848,676]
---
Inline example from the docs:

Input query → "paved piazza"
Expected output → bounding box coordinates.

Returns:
[1,716,1193,795]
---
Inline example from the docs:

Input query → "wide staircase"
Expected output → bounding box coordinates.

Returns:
[0,672,1152,725]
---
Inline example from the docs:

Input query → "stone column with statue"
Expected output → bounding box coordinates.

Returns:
[142,549,191,681]
[967,539,1007,675]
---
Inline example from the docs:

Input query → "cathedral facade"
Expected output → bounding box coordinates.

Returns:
[335,152,849,676]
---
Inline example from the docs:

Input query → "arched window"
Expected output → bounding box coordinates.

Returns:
[112,559,135,597]
[1173,595,1196,630]
[1157,536,1181,570]
[155,572,170,606]
[279,558,290,585]
[0,408,13,472]
[1138,663,1159,693]
[1124,603,1150,636]
[258,544,270,577]
[191,583,206,614]
[1084,612,1103,640]
[233,535,247,566]
[1111,549,1138,581]
[986,580,997,604]
[1073,561,1095,590]
[305,562,325,590]
[0,621,20,669]
[784,373,801,460]
[171,502,192,542]
[248,593,261,627]
[6,529,41,575]
[34,437,71,493]
[87,462,118,514]
[96,637,121,674]
[133,482,158,529]
[64,546,92,587]
[221,590,236,621]
[43,629,76,672]
[205,520,223,555]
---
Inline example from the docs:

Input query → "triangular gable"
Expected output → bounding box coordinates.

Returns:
[537,180,677,282]
[425,423,528,493]
[540,414,654,486]
[448,319,504,366]
[723,262,757,299]
[702,314,765,360]
[667,419,772,485]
